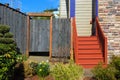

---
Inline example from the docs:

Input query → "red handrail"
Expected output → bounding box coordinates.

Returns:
[72,17,78,63]
[96,17,107,65]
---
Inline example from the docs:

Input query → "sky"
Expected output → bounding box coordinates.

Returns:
[0,0,59,13]
[21,0,59,13]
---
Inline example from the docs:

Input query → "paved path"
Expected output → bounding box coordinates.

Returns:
[28,56,49,63]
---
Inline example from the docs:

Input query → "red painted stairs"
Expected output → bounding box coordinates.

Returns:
[72,17,107,68]
[75,36,103,68]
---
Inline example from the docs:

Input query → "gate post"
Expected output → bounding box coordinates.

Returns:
[26,15,30,57]
[49,16,53,59]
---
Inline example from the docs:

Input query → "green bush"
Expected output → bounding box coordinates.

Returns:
[4,32,13,38]
[0,25,10,34]
[0,33,3,37]
[109,55,120,79]
[35,61,50,77]
[0,38,14,44]
[0,25,17,80]
[23,61,34,78]
[16,54,27,63]
[51,61,83,80]
[92,63,117,80]
[30,62,38,75]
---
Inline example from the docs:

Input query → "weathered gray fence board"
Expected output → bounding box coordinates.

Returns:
[0,4,27,54]
[30,19,71,57]
[52,19,71,57]
[30,19,50,52]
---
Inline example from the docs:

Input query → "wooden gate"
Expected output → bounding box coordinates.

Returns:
[30,19,50,52]
[28,15,71,58]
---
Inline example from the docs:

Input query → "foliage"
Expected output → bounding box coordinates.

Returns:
[4,32,13,38]
[92,63,117,80]
[0,25,17,80]
[109,55,120,79]
[16,54,27,63]
[22,61,34,78]
[93,55,120,80]
[51,60,83,80]
[0,38,14,44]
[35,61,50,77]
[0,25,10,34]
[30,62,38,75]
[0,33,3,37]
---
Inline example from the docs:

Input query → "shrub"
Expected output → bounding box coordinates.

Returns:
[0,33,3,37]
[51,61,83,80]
[35,61,50,78]
[92,63,117,80]
[109,55,120,79]
[23,61,34,78]
[4,32,13,38]
[0,38,14,44]
[30,62,38,75]
[16,54,27,63]
[0,25,10,34]
[0,25,17,80]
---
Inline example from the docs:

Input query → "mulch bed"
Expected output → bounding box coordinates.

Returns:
[83,77,96,80]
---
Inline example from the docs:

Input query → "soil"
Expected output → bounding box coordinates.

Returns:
[24,76,96,80]
[24,75,54,80]
[83,77,96,80]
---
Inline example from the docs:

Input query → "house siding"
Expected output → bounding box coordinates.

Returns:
[60,0,69,18]
[99,0,120,61]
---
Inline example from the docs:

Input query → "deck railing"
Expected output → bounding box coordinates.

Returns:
[96,17,107,65]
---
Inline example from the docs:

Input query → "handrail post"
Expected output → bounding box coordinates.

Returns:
[96,17,107,65]
[105,37,107,65]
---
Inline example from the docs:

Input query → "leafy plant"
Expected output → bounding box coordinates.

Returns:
[23,61,34,78]
[16,54,27,63]
[51,60,83,80]
[0,25,17,80]
[36,61,50,78]
[109,55,120,79]
[30,62,38,75]
[92,63,117,80]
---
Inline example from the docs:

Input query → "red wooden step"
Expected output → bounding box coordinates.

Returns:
[78,64,99,68]
[78,64,107,68]
[78,58,103,64]
[78,41,99,45]
[77,50,102,54]
[78,45,100,49]
[78,54,103,58]
[78,36,98,41]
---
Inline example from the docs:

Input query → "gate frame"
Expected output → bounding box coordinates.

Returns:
[26,13,53,59]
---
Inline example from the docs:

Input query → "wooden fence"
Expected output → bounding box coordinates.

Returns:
[30,18,71,57]
[0,3,27,54]
[0,3,71,57]
[52,19,71,57]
